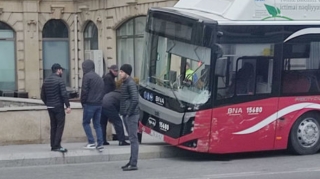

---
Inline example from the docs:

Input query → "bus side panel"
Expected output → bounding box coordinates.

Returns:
[177,109,213,152]
[274,97,320,150]
[209,98,278,154]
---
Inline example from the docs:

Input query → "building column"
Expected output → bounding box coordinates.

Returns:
[23,1,40,98]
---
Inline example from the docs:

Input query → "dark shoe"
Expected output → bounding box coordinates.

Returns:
[122,165,138,171]
[138,133,142,144]
[121,163,130,169]
[52,147,68,153]
[119,141,130,146]
[103,142,110,146]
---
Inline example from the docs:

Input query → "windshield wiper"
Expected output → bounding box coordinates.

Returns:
[151,76,185,108]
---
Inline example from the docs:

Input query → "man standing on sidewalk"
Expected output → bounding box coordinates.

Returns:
[101,89,130,146]
[81,59,104,151]
[41,63,71,153]
[119,64,140,171]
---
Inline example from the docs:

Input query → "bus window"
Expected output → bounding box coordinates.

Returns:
[282,40,320,94]
[234,61,255,96]
[216,44,274,99]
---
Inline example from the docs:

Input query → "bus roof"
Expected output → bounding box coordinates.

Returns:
[173,0,320,22]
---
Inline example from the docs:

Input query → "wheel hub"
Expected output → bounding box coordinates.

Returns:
[297,118,320,148]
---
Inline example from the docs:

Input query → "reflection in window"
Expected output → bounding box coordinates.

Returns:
[84,21,98,50]
[117,16,146,78]
[43,20,68,38]
[0,21,16,91]
[42,20,70,86]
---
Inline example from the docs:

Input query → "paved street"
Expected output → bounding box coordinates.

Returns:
[2,150,320,179]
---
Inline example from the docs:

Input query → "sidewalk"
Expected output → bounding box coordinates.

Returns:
[0,134,183,168]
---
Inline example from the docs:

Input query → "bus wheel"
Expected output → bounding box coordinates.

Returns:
[289,112,320,155]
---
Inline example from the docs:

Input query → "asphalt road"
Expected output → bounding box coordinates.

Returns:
[2,150,320,179]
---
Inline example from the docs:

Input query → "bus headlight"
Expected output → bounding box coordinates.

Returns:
[181,117,195,136]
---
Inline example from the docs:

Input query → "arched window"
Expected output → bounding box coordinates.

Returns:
[42,19,70,86]
[117,16,146,78]
[84,21,98,50]
[0,21,16,91]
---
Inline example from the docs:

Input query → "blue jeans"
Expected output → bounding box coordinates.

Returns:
[82,105,103,146]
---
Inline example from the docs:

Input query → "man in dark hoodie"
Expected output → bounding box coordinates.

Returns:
[101,90,130,146]
[81,59,104,150]
[103,64,118,95]
[119,64,140,171]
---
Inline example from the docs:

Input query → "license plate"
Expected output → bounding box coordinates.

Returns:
[150,130,164,141]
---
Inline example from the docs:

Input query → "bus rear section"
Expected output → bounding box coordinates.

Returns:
[211,24,320,155]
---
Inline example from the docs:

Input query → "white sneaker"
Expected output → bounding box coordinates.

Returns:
[84,143,96,149]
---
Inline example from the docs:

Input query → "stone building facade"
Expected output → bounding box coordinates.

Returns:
[0,0,178,98]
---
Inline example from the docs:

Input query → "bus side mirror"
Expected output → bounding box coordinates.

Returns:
[215,57,227,77]
[214,44,224,59]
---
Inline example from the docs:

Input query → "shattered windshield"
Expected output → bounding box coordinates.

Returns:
[140,33,212,105]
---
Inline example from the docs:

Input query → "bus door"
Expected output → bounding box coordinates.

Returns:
[212,56,278,153]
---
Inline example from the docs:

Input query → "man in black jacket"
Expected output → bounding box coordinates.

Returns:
[81,59,104,150]
[101,90,129,146]
[119,64,140,171]
[41,63,71,153]
[101,64,118,144]
[103,65,118,95]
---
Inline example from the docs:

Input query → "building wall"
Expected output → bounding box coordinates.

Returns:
[0,0,178,98]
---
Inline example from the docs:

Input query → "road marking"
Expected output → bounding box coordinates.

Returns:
[204,168,320,178]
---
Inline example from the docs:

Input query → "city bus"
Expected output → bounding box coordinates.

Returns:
[138,0,320,155]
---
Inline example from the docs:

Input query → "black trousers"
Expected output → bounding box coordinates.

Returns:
[48,107,66,149]
[100,106,126,143]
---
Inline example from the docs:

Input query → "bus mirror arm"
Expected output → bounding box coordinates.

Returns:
[214,44,224,59]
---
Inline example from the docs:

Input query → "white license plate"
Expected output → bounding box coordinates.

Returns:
[150,130,164,141]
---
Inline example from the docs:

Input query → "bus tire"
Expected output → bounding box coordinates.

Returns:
[288,112,320,155]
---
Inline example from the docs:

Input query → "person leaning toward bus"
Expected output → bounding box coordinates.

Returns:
[81,59,105,151]
[101,89,130,146]
[101,64,118,145]
[119,64,140,171]
[41,63,71,153]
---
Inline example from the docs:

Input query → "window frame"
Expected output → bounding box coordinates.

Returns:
[281,33,320,96]
[42,20,70,86]
[0,21,16,91]
[116,16,147,77]
[84,21,99,51]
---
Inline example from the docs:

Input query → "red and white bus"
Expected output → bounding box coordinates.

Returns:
[138,0,320,155]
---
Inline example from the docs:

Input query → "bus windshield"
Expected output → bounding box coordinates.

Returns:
[140,33,212,105]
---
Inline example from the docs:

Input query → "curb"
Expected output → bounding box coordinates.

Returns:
[0,145,184,168]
